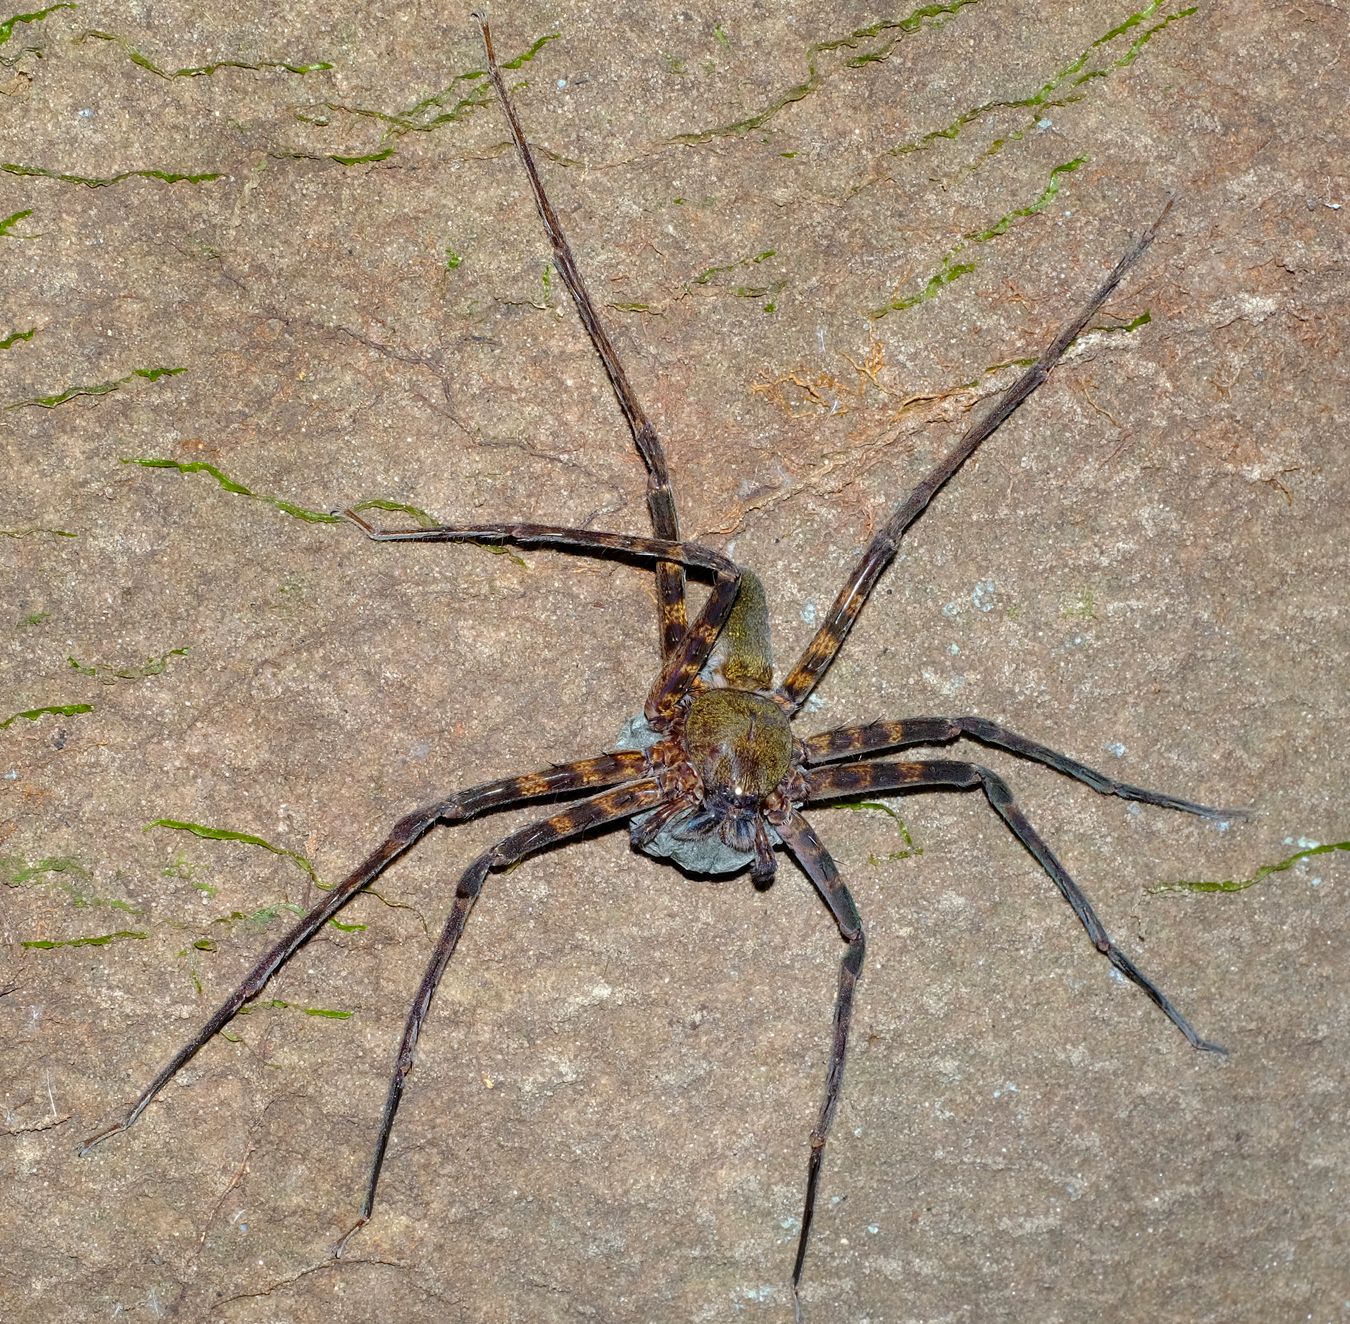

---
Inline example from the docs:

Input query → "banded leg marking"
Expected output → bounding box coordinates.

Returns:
[804,714,1243,819]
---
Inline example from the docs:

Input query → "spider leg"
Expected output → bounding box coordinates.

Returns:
[630,792,699,848]
[804,716,1246,819]
[476,14,687,658]
[806,758,1227,1055]
[774,811,866,1319]
[777,199,1176,713]
[341,512,741,719]
[81,751,646,1154]
[337,776,667,1250]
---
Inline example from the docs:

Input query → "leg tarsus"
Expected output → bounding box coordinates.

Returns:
[331,1214,368,1260]
[79,1118,127,1156]
[958,715,1248,819]
[334,512,741,719]
[1104,945,1229,1056]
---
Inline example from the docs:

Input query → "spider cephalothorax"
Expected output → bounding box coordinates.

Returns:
[84,16,1239,1320]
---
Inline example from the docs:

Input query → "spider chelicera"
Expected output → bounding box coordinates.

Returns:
[84,15,1237,1315]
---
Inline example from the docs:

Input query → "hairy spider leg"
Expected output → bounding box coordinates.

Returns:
[806,758,1227,1055]
[477,14,688,659]
[774,811,865,1323]
[335,776,668,1253]
[340,513,740,719]
[81,752,647,1154]
[777,199,1175,713]
[804,716,1245,819]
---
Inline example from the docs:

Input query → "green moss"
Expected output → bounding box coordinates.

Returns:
[673,1,981,144]
[672,74,818,143]
[498,31,559,71]
[0,208,32,236]
[1094,310,1152,336]
[211,902,302,928]
[8,365,185,410]
[0,702,92,729]
[694,249,783,301]
[329,149,395,166]
[323,31,555,152]
[834,800,923,861]
[868,158,1086,320]
[0,4,76,47]
[1061,590,1097,620]
[893,1,1196,157]
[67,646,189,682]
[163,853,215,895]
[238,997,353,1019]
[122,457,343,523]
[23,929,148,949]
[151,826,366,939]
[2,853,140,913]
[1,163,222,187]
[3,854,88,888]
[77,29,332,78]
[145,819,324,889]
[1150,841,1348,895]
[0,327,36,350]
